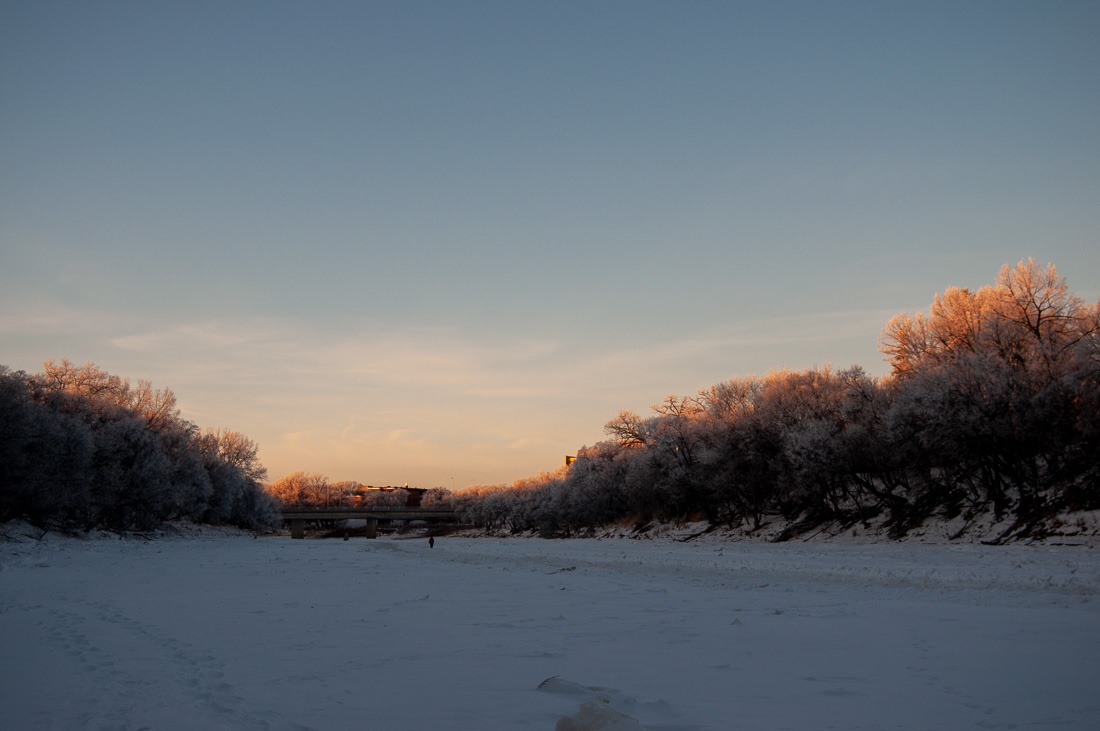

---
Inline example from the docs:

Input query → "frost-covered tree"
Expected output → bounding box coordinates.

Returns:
[454,259,1097,540]
[204,429,268,484]
[0,361,276,533]
[880,259,1097,379]
[881,260,1100,524]
[265,471,333,506]
[0,367,94,527]
[40,358,129,400]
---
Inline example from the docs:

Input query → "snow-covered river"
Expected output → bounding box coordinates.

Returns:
[2,528,1097,730]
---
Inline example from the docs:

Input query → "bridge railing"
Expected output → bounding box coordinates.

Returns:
[279,506,456,517]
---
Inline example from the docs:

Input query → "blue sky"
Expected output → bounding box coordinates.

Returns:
[3,1,1098,487]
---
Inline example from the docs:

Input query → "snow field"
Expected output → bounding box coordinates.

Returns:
[1,529,1098,730]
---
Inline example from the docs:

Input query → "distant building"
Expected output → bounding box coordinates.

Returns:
[346,484,427,507]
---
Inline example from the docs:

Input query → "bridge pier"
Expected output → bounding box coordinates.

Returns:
[290,517,376,538]
[279,506,455,539]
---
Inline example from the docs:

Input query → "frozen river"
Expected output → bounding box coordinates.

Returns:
[2,527,1098,729]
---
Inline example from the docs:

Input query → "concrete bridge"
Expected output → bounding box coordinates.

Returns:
[279,506,458,539]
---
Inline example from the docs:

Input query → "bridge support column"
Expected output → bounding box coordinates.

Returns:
[291,519,305,539]
[364,518,378,539]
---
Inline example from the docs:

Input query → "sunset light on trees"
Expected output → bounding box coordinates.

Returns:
[2,4,1098,729]
[4,260,1094,543]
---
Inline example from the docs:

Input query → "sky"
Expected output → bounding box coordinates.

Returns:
[2,0,1098,488]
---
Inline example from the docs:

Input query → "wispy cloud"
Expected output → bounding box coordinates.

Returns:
[1,303,894,485]
[112,320,286,352]
[0,305,141,338]
[110,317,560,392]
[564,307,893,392]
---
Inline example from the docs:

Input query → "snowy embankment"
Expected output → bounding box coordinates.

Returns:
[2,524,1098,730]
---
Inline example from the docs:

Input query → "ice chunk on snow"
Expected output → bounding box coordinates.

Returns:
[555,699,645,731]
[538,676,597,696]
[539,677,649,730]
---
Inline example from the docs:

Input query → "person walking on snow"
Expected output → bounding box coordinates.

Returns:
[429,536,435,549]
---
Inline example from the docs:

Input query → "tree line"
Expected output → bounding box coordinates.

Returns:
[454,260,1100,541]
[265,471,450,509]
[0,359,278,533]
